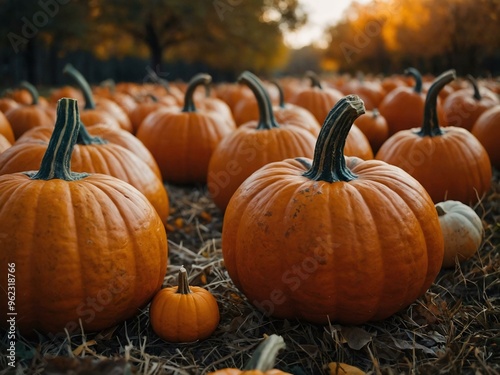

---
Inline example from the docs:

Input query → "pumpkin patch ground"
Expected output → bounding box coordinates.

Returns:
[4,168,498,374]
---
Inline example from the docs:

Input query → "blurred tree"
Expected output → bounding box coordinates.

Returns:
[0,0,90,84]
[90,0,306,74]
[323,0,500,75]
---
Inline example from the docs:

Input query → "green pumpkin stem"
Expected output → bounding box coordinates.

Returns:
[404,67,423,94]
[271,80,286,108]
[302,95,365,183]
[19,81,39,105]
[77,122,107,145]
[466,75,482,101]
[182,73,212,113]
[176,266,192,295]
[28,98,88,181]
[306,71,322,89]
[417,70,456,137]
[436,205,446,216]
[238,71,280,130]
[63,64,96,110]
[243,334,286,371]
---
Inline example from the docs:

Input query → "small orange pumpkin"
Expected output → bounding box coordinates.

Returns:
[149,266,219,343]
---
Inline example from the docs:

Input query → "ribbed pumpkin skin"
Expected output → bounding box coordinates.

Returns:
[375,127,492,203]
[137,108,234,184]
[289,87,343,124]
[222,157,444,324]
[0,141,169,225]
[0,172,167,335]
[207,124,316,211]
[16,124,162,179]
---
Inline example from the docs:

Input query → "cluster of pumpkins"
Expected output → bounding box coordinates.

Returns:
[0,64,496,373]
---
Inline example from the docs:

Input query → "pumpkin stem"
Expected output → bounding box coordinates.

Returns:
[404,67,423,94]
[238,71,280,130]
[271,80,286,108]
[63,64,96,110]
[100,78,116,94]
[372,108,380,119]
[466,75,482,101]
[77,122,108,145]
[27,98,88,181]
[302,95,365,183]
[182,73,212,113]
[417,70,456,137]
[176,266,192,295]
[305,71,322,89]
[19,81,39,105]
[436,205,446,216]
[243,334,286,371]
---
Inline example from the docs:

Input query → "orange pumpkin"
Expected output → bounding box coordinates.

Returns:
[354,109,389,153]
[376,70,492,204]
[442,75,499,131]
[5,82,54,139]
[0,98,167,335]
[471,104,500,169]
[379,68,444,136]
[129,96,168,134]
[288,71,344,124]
[137,73,235,184]
[222,95,444,325]
[149,266,219,342]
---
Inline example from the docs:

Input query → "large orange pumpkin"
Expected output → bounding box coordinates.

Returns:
[376,70,492,204]
[0,98,167,335]
[221,95,444,325]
